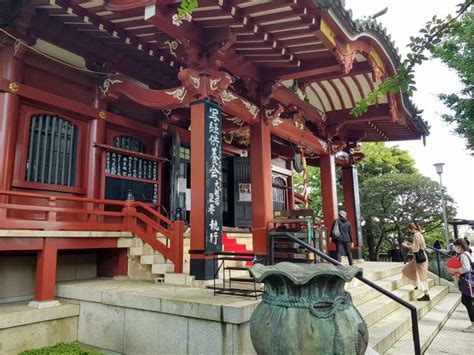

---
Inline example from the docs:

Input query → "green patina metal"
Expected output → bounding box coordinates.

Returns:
[249,262,368,355]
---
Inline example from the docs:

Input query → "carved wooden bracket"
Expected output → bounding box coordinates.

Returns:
[334,48,356,74]
[331,141,346,154]
[262,101,284,127]
[98,70,261,124]
[350,152,365,165]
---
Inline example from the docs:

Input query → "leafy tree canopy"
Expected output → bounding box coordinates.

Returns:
[432,9,474,151]
[357,143,418,185]
[360,173,456,260]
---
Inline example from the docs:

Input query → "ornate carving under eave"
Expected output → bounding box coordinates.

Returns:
[99,78,123,96]
[367,52,384,82]
[164,40,180,58]
[263,102,284,127]
[220,90,238,104]
[241,99,259,120]
[165,87,188,103]
[331,141,347,154]
[334,47,356,74]
[350,152,365,165]
[388,92,400,123]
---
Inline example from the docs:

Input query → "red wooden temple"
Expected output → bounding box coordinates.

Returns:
[0,0,428,303]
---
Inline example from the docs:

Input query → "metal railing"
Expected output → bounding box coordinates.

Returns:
[425,245,455,282]
[268,232,421,355]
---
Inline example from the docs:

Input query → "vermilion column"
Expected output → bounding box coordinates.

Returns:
[320,154,338,251]
[87,91,106,200]
[250,117,273,255]
[0,45,22,193]
[342,166,363,259]
[34,238,58,301]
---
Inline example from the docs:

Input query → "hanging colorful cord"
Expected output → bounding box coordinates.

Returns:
[300,148,308,208]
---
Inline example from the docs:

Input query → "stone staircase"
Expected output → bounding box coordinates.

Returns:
[346,262,461,354]
[118,237,194,285]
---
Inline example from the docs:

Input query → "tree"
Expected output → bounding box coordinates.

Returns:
[294,143,417,219]
[360,173,456,260]
[356,143,418,185]
[432,10,474,151]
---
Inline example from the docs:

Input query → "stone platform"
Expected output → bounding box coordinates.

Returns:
[56,279,259,354]
[2,261,471,354]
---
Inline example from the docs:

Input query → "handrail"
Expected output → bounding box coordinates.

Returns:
[425,244,452,258]
[268,232,421,355]
[424,244,454,283]
[0,190,173,227]
[0,190,184,272]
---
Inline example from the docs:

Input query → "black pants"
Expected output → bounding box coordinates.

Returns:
[336,241,353,265]
[461,293,474,322]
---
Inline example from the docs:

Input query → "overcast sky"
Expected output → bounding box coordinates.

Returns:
[346,0,474,221]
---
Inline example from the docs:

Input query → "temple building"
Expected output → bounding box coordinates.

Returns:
[0,0,429,305]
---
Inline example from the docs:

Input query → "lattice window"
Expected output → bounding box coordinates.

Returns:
[272,176,287,212]
[113,135,146,153]
[26,114,78,187]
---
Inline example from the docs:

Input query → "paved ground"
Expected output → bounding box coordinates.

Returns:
[425,303,474,354]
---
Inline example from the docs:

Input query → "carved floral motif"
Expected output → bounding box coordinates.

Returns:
[165,87,187,103]
[220,90,238,103]
[241,99,259,119]
[99,78,123,96]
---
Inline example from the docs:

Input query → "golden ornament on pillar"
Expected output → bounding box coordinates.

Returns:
[8,82,19,93]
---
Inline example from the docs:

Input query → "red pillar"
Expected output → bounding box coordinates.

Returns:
[250,117,273,255]
[320,154,338,251]
[87,92,106,200]
[34,238,58,301]
[0,45,22,193]
[342,166,363,258]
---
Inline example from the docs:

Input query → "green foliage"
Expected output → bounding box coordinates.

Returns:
[432,10,474,151]
[351,0,473,137]
[293,165,323,220]
[360,173,456,260]
[357,143,417,185]
[175,0,199,22]
[19,342,101,355]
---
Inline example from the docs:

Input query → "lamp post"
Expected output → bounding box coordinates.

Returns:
[434,163,449,247]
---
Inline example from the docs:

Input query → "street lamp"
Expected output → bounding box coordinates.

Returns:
[433,163,449,247]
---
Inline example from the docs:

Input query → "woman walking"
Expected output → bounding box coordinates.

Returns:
[401,223,430,301]
[447,238,474,333]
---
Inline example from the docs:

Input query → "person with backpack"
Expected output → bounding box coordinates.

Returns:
[447,238,474,333]
[331,210,354,266]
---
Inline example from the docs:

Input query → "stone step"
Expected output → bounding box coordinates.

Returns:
[368,285,449,354]
[151,263,174,275]
[349,274,408,307]
[131,238,144,247]
[117,238,133,248]
[140,254,166,265]
[347,263,406,289]
[164,273,195,286]
[384,293,461,354]
[129,246,144,256]
[356,279,435,327]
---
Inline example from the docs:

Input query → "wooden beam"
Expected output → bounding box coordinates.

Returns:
[144,4,204,45]
[271,85,325,125]
[326,104,391,126]
[271,120,328,155]
[278,64,341,81]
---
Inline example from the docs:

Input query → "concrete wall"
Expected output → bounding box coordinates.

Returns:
[0,303,79,354]
[77,300,256,355]
[0,254,97,303]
